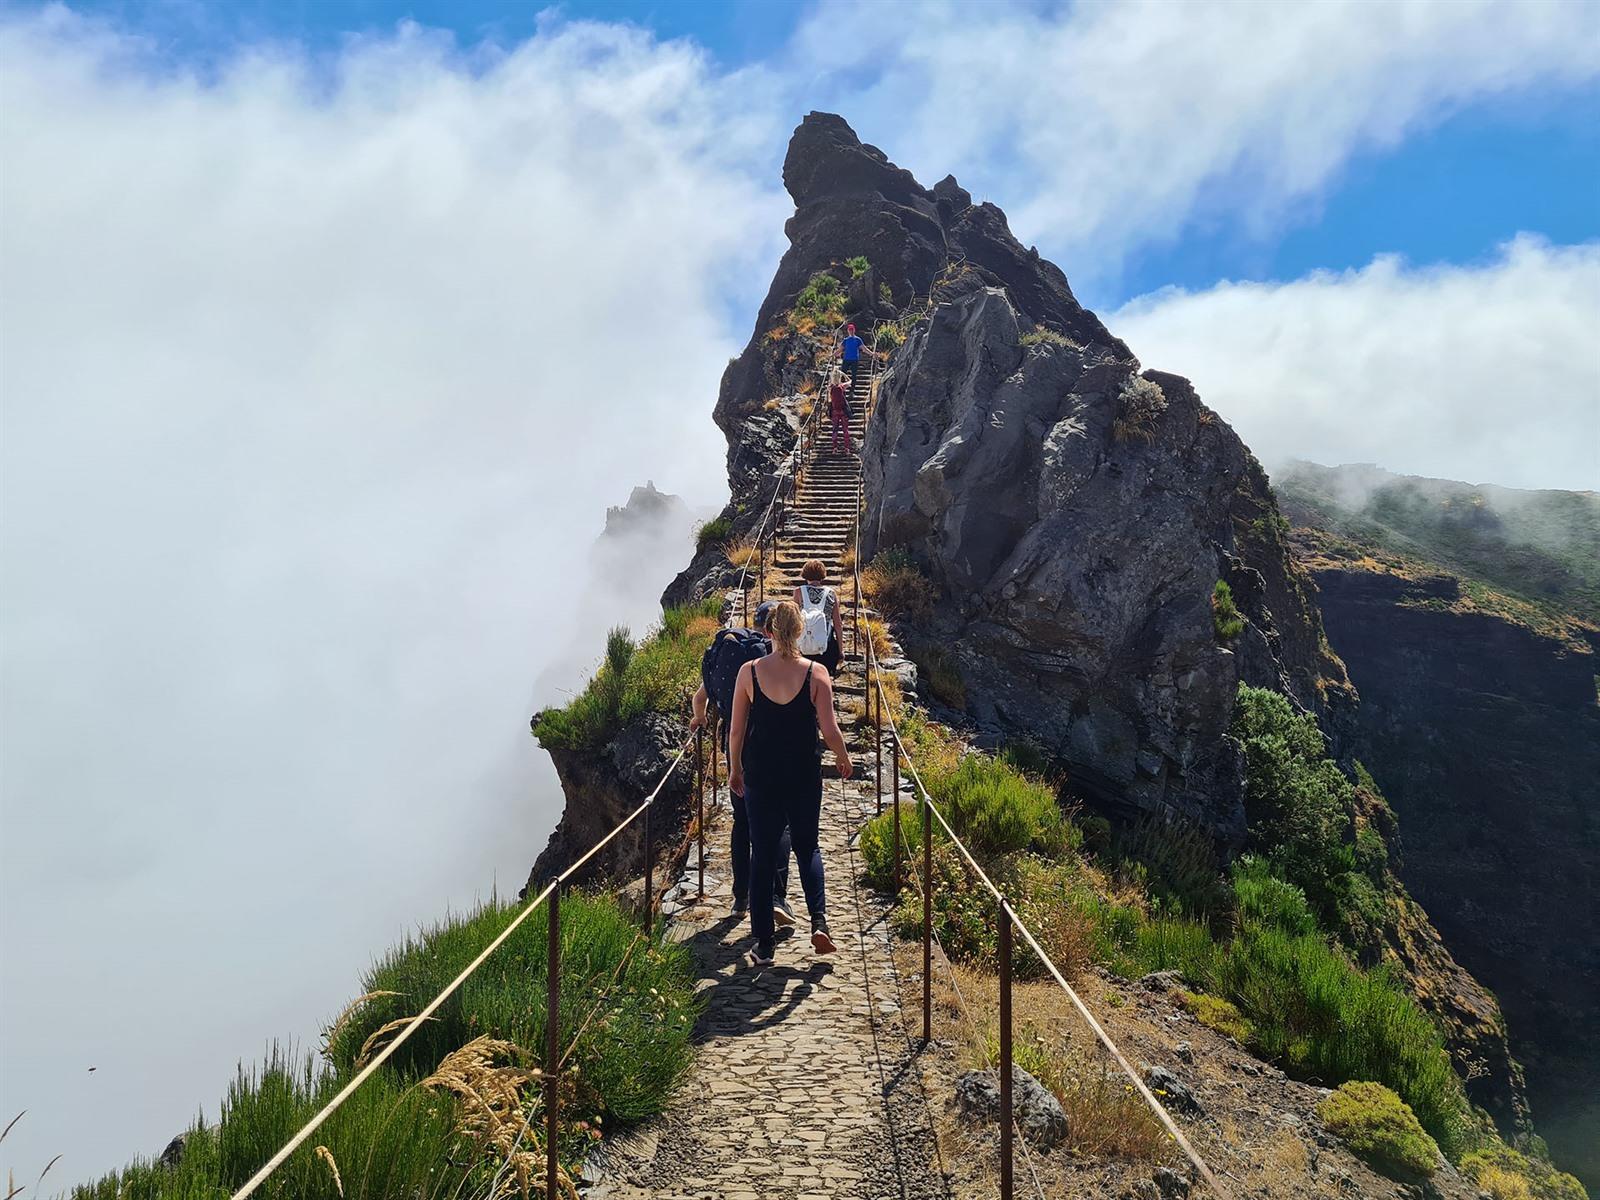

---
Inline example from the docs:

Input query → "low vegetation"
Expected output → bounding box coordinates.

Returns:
[794,270,846,326]
[1318,1081,1440,1179]
[857,680,1477,1155]
[1461,1144,1588,1200]
[694,515,733,553]
[911,644,965,709]
[534,598,722,752]
[846,254,870,278]
[74,893,699,1199]
[1019,327,1076,350]
[861,549,938,620]
[1112,374,1167,443]
[1211,579,1244,640]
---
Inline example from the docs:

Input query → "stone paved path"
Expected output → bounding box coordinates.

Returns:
[591,361,950,1199]
[590,712,949,1200]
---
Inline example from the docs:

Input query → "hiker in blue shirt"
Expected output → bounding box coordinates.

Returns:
[840,323,867,386]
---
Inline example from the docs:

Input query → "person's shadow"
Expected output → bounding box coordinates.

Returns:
[685,917,835,1039]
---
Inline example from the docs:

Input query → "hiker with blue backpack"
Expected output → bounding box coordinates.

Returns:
[727,599,853,967]
[691,601,797,927]
[793,559,842,677]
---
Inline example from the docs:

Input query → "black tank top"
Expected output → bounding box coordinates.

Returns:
[746,660,822,785]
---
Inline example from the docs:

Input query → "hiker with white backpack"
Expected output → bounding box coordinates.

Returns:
[793,559,843,677]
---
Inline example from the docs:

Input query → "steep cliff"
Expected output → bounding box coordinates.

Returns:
[1280,464,1600,1184]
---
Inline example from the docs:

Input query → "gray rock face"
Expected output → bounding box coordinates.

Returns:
[953,1066,1069,1147]
[525,711,693,896]
[862,284,1350,837]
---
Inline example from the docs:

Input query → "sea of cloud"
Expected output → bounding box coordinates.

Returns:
[2,0,1597,1184]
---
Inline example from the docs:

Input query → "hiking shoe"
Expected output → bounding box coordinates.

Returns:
[747,942,775,968]
[810,919,837,955]
[772,899,796,927]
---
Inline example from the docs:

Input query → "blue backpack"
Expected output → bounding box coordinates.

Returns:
[701,627,769,729]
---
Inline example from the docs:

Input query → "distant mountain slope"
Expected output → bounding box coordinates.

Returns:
[1280,461,1600,1188]
[1277,459,1600,625]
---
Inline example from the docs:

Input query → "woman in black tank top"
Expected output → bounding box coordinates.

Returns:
[729,600,853,966]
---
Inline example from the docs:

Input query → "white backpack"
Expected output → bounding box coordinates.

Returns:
[798,585,832,655]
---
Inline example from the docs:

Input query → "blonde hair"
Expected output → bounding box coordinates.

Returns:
[767,600,804,658]
[801,559,826,583]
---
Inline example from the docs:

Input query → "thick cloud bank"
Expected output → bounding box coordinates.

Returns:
[0,10,780,1183]
[1114,237,1600,491]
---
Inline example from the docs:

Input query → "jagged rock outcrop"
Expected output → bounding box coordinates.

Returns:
[523,711,693,897]
[603,480,691,540]
[859,268,1351,839]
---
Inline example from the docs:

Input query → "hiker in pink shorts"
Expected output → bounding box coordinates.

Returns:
[828,372,853,456]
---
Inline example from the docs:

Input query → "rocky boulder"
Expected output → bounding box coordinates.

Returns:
[954,1066,1069,1147]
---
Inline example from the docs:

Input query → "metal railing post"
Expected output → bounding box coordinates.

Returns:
[873,662,883,816]
[999,904,1014,1200]
[696,727,705,899]
[922,796,933,1044]
[545,884,561,1200]
[642,798,653,934]
[711,716,720,822]
[891,737,902,894]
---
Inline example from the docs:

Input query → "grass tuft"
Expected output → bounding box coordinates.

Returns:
[1211,579,1245,640]
[1318,1081,1440,1179]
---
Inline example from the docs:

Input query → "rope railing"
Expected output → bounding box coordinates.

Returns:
[230,738,695,1200]
[858,631,1232,1198]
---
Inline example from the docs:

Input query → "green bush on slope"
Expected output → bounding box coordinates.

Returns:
[1318,1080,1440,1178]
[535,597,722,751]
[76,893,700,1199]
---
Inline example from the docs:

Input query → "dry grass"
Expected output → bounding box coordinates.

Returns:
[862,615,893,660]
[722,537,759,570]
[762,397,782,411]
[839,546,858,575]
[796,397,815,422]
[862,555,938,621]
[683,614,722,643]
[322,990,401,1060]
[864,670,904,729]
[354,1015,431,1070]
[422,1036,582,1200]
[313,1146,344,1198]
[1196,406,1217,427]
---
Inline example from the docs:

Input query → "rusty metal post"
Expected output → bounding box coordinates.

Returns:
[758,530,766,603]
[696,727,705,899]
[922,796,932,1044]
[873,662,883,816]
[642,797,654,934]
[545,884,561,1200]
[891,737,902,895]
[999,904,1014,1200]
[711,716,720,818]
[742,576,749,627]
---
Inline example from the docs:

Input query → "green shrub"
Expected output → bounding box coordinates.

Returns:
[1174,990,1254,1043]
[695,514,734,553]
[1232,856,1318,936]
[932,753,1068,859]
[1110,815,1229,918]
[1462,1143,1589,1200]
[1210,925,1467,1152]
[878,281,894,305]
[1211,579,1245,640]
[846,255,870,278]
[859,800,926,892]
[1231,685,1365,932]
[874,322,904,351]
[1318,1081,1440,1178]
[795,271,846,322]
[327,892,698,1124]
[890,841,1003,969]
[535,599,720,751]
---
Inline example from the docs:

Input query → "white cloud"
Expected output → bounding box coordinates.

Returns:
[796,0,1600,277]
[0,7,783,1183]
[1112,236,1600,491]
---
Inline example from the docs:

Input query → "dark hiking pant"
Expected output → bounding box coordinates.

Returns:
[747,771,825,946]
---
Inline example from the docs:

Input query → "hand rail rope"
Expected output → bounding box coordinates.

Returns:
[862,645,1232,1198]
[231,739,693,1199]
